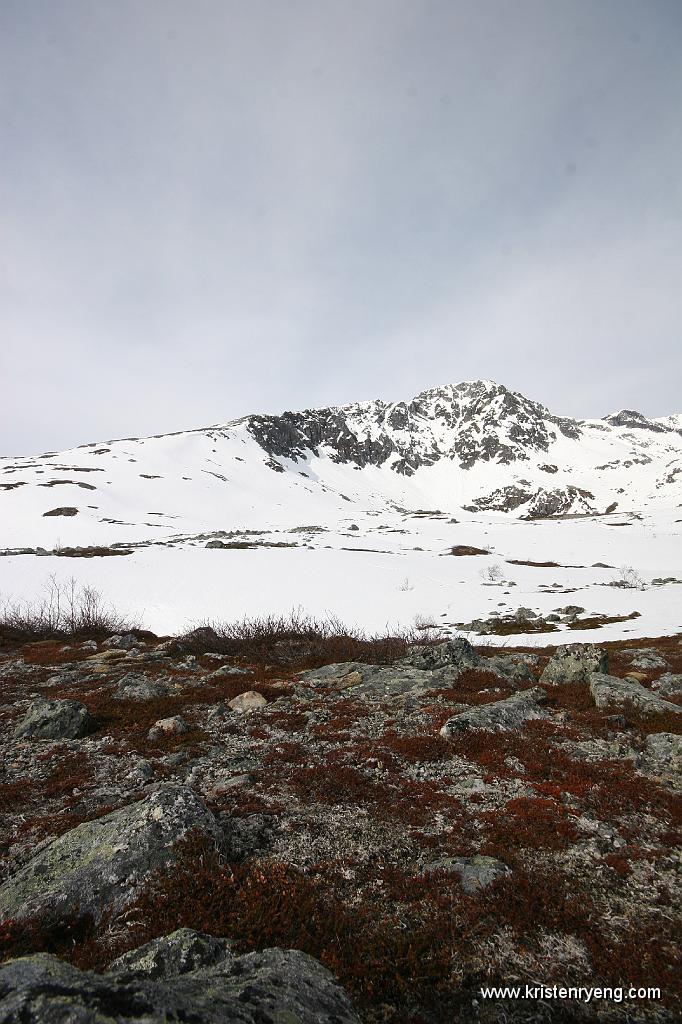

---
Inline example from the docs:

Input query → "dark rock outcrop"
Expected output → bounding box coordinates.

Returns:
[14,699,93,741]
[0,929,361,1024]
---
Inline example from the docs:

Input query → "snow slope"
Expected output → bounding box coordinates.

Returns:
[1,380,680,641]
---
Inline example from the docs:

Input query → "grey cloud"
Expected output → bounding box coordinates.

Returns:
[1,0,680,454]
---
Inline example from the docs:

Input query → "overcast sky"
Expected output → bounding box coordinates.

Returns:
[2,0,681,455]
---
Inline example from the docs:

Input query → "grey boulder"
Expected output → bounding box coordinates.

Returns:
[651,673,682,698]
[397,637,479,672]
[13,698,93,740]
[643,732,682,765]
[589,673,682,716]
[440,687,549,736]
[540,644,608,684]
[114,674,174,700]
[0,929,361,1024]
[0,785,224,927]
[297,661,455,698]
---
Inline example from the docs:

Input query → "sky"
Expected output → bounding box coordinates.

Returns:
[1,0,681,455]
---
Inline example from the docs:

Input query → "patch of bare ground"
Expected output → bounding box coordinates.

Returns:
[0,623,681,1022]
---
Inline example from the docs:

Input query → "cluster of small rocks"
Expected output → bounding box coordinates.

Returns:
[458,604,591,634]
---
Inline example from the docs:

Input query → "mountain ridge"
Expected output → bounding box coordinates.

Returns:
[1,379,681,549]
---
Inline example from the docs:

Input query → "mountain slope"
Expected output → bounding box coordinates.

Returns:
[1,380,681,550]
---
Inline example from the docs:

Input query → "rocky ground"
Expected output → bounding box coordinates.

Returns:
[0,627,680,1023]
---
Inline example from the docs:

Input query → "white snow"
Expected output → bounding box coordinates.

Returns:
[1,382,680,642]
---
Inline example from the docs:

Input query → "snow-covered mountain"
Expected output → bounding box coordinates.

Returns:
[1,380,680,549]
[1,380,681,643]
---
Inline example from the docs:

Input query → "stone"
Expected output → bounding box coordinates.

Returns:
[0,933,361,1024]
[397,637,479,672]
[109,928,233,980]
[589,673,682,716]
[0,785,225,927]
[184,626,221,647]
[298,662,456,699]
[115,674,174,700]
[629,653,669,670]
[102,633,140,650]
[643,732,682,764]
[485,653,537,685]
[540,644,608,684]
[228,690,268,713]
[207,664,253,679]
[422,854,511,894]
[651,673,682,697]
[440,687,549,736]
[148,715,190,740]
[13,698,93,740]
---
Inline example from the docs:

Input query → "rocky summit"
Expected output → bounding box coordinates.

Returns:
[0,627,680,1023]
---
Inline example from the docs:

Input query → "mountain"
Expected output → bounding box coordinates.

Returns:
[1,380,681,550]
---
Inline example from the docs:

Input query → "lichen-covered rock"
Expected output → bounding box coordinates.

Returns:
[227,690,267,713]
[629,652,669,670]
[0,933,361,1024]
[102,633,140,650]
[296,661,455,697]
[109,928,234,979]
[148,715,190,739]
[589,673,682,716]
[643,732,682,764]
[397,637,479,671]
[114,673,174,700]
[13,698,93,740]
[440,687,549,735]
[484,653,537,684]
[651,673,682,698]
[207,664,252,679]
[422,854,511,894]
[540,644,608,684]
[0,786,224,927]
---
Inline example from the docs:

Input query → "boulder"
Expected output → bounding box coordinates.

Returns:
[0,786,224,927]
[484,653,537,685]
[13,698,93,741]
[297,662,455,698]
[397,638,479,672]
[589,673,682,716]
[102,633,140,650]
[184,626,221,648]
[207,664,253,679]
[227,691,267,713]
[0,931,361,1024]
[643,732,682,764]
[148,715,190,740]
[297,645,536,697]
[440,687,549,736]
[115,674,175,700]
[629,652,669,670]
[422,854,511,894]
[651,673,682,698]
[540,644,608,684]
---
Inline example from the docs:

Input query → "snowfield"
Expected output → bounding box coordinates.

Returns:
[1,380,680,641]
